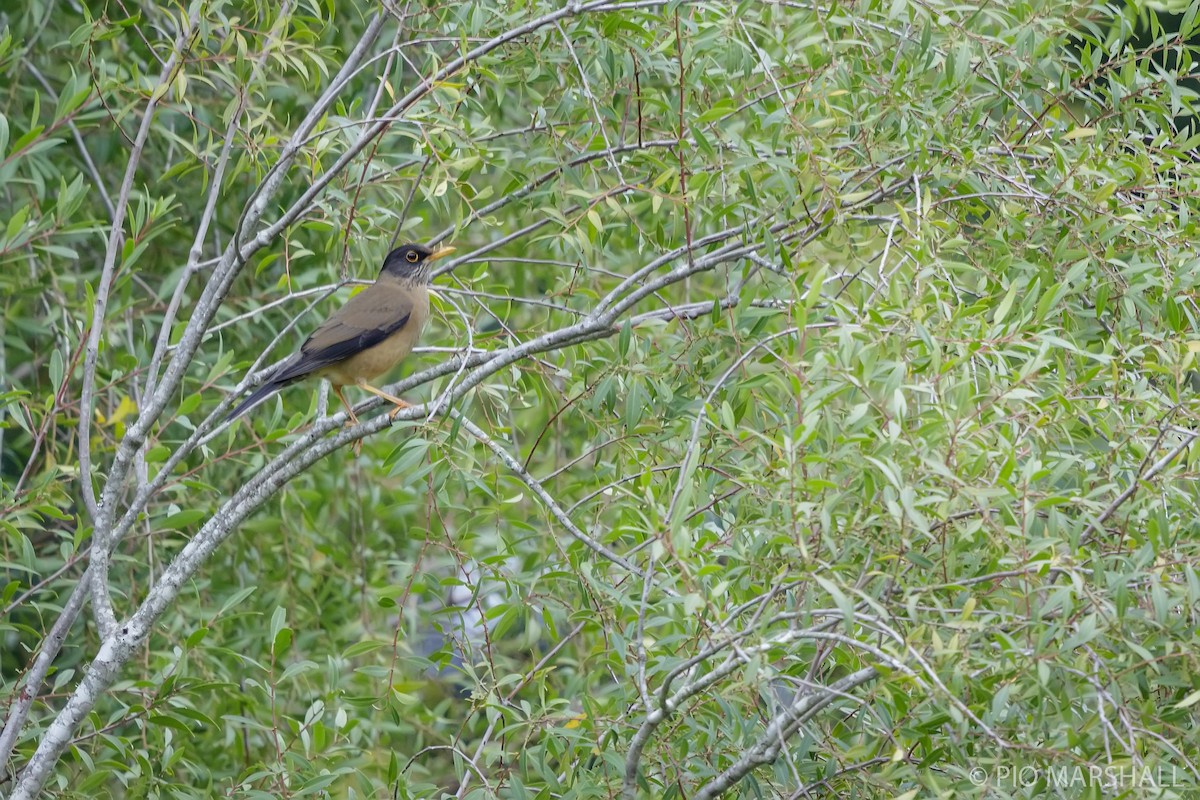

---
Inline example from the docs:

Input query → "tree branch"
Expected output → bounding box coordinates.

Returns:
[691,667,879,800]
[82,7,201,637]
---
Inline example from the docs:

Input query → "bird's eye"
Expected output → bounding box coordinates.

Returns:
[406,250,419,263]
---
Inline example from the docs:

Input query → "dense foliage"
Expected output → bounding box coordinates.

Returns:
[3,0,1200,797]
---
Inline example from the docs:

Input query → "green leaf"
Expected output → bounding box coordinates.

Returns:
[992,281,1018,325]
[49,349,64,389]
[217,586,257,617]
[271,606,292,657]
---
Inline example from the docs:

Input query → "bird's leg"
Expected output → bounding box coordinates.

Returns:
[332,384,360,425]
[355,379,412,419]
[333,384,366,456]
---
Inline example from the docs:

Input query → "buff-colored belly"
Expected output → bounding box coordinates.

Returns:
[318,322,425,386]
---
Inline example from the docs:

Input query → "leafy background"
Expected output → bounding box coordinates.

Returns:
[3,0,1200,797]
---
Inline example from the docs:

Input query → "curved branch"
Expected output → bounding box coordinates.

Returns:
[691,667,879,800]
[82,5,202,638]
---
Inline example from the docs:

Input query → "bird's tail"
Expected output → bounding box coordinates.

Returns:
[224,381,284,423]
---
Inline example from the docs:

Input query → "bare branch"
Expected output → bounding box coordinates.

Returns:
[555,20,626,184]
[0,570,92,773]
[87,10,392,593]
[82,6,202,637]
[1079,412,1193,545]
[691,667,879,800]
[7,416,368,799]
[451,410,654,583]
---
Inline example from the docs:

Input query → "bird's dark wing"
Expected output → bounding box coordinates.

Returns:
[269,280,415,384]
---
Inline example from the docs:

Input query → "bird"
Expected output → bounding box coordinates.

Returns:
[224,242,455,425]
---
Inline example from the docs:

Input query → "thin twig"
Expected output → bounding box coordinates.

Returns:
[450,410,654,584]
[1080,409,1190,545]
[555,21,626,184]
[22,61,114,219]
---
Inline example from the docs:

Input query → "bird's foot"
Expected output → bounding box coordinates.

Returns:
[387,399,412,419]
[347,408,366,454]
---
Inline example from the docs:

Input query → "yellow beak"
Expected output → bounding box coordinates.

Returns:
[428,245,456,261]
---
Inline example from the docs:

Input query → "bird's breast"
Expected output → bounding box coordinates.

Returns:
[323,293,429,385]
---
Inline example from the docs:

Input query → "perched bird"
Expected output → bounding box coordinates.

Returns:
[225,243,455,424]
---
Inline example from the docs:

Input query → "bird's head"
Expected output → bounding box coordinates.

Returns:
[381,243,455,283]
